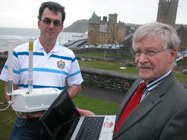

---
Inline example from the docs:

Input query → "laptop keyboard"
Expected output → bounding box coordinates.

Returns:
[75,117,105,140]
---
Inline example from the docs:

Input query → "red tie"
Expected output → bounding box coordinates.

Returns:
[114,82,146,134]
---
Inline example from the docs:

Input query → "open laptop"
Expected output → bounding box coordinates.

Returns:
[40,89,116,140]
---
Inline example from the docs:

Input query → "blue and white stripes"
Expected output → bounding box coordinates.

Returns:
[0,38,83,90]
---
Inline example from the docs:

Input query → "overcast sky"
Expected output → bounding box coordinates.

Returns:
[0,0,186,29]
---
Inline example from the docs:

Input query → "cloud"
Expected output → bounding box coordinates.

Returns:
[0,0,186,28]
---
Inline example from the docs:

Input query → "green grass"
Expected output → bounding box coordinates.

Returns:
[73,95,118,115]
[0,80,118,140]
[79,60,187,83]
[79,61,138,74]
[0,81,16,140]
[174,72,187,83]
[77,51,135,61]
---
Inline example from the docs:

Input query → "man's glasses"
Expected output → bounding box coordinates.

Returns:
[134,49,168,57]
[41,18,62,26]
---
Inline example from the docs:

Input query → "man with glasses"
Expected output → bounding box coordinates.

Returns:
[113,22,187,139]
[0,1,83,139]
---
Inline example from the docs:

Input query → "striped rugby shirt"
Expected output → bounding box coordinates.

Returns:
[0,39,83,90]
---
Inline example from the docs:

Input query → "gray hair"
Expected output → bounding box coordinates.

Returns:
[132,22,181,50]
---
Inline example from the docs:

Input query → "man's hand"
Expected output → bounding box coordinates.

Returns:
[77,108,95,116]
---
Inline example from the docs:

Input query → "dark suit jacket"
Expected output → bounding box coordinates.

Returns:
[113,73,187,140]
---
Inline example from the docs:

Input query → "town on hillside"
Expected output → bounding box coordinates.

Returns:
[64,0,186,54]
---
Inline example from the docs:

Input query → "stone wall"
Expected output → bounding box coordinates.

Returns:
[81,67,138,92]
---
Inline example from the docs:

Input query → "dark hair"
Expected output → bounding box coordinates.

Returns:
[38,1,65,23]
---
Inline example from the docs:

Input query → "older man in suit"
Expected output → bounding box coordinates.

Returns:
[113,22,187,140]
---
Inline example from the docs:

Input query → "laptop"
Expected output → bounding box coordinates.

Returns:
[40,89,116,140]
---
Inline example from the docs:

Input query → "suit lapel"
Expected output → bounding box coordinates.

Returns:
[114,90,161,138]
[115,80,141,122]
[114,74,175,139]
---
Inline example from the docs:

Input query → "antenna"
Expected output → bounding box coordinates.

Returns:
[7,41,13,95]
[28,39,33,93]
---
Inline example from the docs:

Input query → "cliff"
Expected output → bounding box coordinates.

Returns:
[63,19,88,33]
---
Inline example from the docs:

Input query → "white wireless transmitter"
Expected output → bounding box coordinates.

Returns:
[7,39,61,118]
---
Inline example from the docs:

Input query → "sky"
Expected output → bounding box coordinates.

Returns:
[0,0,186,29]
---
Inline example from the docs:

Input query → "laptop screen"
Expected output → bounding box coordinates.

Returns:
[40,90,81,140]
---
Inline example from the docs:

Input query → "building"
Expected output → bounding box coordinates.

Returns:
[155,0,187,50]
[88,12,126,45]
[156,0,179,27]
[177,25,187,51]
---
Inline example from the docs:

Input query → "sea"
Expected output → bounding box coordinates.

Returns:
[0,27,87,52]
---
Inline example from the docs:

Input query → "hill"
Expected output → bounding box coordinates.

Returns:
[63,19,88,33]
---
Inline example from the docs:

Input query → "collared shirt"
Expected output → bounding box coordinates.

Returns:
[0,38,83,90]
[140,70,172,102]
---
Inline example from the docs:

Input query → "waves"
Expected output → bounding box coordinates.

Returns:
[0,27,39,51]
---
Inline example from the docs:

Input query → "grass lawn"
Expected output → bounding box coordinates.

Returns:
[79,60,138,74]
[174,72,187,83]
[0,81,16,140]
[77,51,134,61]
[73,95,118,115]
